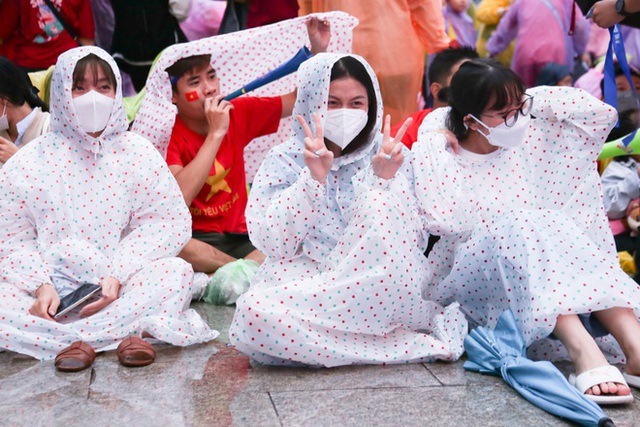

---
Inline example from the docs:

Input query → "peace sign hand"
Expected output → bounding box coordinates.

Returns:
[372,115,410,180]
[298,113,334,183]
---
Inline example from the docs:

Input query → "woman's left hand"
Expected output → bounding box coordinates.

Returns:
[372,115,410,180]
[79,276,121,317]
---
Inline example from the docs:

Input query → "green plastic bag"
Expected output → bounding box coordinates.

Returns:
[203,259,259,305]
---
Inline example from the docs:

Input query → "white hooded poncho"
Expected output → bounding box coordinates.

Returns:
[0,47,218,360]
[229,53,467,367]
[413,86,640,361]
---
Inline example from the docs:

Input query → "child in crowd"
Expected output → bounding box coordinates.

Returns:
[414,58,640,404]
[0,46,217,371]
[0,55,50,166]
[443,0,477,48]
[229,53,467,367]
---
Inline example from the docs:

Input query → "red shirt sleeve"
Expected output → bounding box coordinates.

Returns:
[228,96,282,148]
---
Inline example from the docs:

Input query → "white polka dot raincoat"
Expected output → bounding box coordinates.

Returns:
[413,86,640,360]
[0,46,218,360]
[229,53,467,367]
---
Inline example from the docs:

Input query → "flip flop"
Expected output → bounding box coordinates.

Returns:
[55,341,96,372]
[622,372,640,389]
[569,365,635,405]
[117,336,156,367]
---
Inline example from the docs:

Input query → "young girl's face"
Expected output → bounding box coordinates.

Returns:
[327,76,368,113]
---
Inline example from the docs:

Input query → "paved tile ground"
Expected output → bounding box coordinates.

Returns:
[1,303,639,427]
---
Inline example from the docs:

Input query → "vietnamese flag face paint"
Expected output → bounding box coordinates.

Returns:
[185,91,199,102]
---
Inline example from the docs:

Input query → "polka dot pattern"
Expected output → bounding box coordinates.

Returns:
[132,12,358,183]
[229,54,467,367]
[0,47,218,360]
[413,86,640,359]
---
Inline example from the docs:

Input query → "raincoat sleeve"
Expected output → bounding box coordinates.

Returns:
[109,140,191,283]
[406,0,451,53]
[412,133,476,238]
[601,161,640,219]
[0,172,52,294]
[485,0,519,56]
[527,86,617,158]
[352,149,429,251]
[246,147,326,260]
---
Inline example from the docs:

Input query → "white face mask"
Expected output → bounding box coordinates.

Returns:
[0,103,8,132]
[323,108,369,149]
[469,113,531,149]
[72,90,115,134]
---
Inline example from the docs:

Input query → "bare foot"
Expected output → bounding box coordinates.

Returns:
[584,379,630,397]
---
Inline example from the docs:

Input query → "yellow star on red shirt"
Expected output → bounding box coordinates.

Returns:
[204,160,232,201]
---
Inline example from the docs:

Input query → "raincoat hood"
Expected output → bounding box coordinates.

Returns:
[50,46,128,154]
[292,52,383,167]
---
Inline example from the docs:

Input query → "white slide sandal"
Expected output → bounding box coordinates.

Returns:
[569,365,635,405]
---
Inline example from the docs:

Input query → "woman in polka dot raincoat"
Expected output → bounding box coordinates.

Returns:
[413,58,640,404]
[0,46,218,365]
[229,53,467,367]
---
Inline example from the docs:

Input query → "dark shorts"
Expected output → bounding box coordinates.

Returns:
[191,231,257,259]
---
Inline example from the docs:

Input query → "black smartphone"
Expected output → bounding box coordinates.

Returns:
[54,283,102,319]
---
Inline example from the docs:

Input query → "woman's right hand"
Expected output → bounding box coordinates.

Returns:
[29,283,60,321]
[298,113,333,183]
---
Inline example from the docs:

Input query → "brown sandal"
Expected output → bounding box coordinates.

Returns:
[55,341,96,372]
[117,336,156,367]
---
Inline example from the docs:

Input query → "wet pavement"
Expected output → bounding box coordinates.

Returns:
[2,303,640,427]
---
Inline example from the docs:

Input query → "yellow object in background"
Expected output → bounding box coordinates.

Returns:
[475,0,514,66]
[28,66,55,106]
[618,251,636,277]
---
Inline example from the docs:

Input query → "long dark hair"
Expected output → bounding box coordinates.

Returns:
[447,58,525,141]
[0,55,49,112]
[328,56,377,155]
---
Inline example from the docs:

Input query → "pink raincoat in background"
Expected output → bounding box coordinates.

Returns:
[485,0,589,87]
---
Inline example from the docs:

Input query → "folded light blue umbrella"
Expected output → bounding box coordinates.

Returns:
[464,310,615,427]
[223,46,313,101]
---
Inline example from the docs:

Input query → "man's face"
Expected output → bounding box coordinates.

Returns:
[171,64,220,121]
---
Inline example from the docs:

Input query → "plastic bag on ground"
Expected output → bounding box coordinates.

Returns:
[203,259,259,305]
